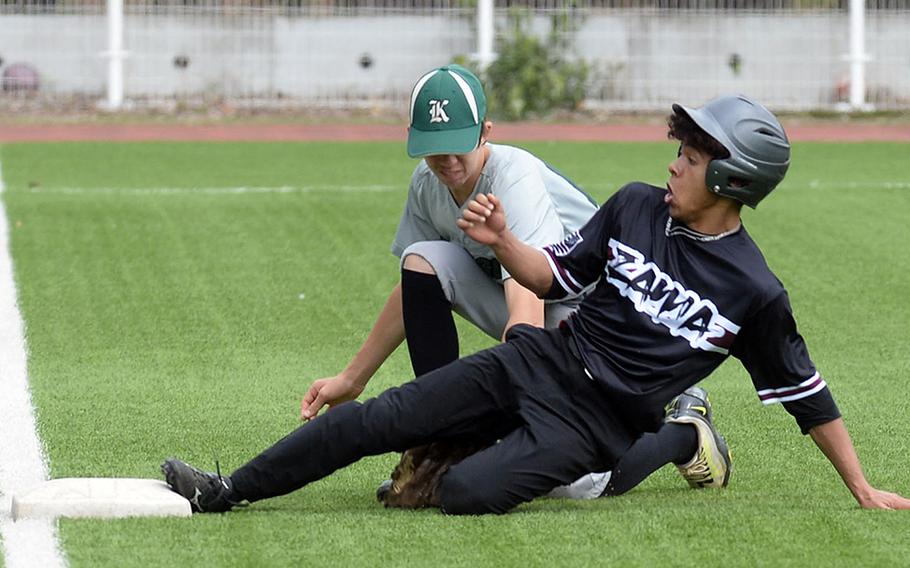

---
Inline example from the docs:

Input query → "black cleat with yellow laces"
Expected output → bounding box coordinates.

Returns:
[665,386,732,489]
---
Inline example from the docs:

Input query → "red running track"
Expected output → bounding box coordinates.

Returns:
[1,122,908,142]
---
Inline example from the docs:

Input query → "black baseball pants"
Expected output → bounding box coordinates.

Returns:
[229,325,635,514]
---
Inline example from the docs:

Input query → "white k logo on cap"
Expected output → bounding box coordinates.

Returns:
[428,99,450,123]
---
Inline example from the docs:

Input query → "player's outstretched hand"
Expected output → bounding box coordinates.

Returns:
[856,488,910,510]
[457,193,507,246]
[300,375,364,421]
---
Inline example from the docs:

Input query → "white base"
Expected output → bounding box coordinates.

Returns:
[10,478,192,520]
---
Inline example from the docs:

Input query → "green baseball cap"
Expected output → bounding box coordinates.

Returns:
[407,64,487,158]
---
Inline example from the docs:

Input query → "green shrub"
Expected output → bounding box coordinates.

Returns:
[474,9,588,121]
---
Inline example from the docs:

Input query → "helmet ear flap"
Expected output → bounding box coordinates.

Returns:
[705,158,779,208]
[705,160,725,195]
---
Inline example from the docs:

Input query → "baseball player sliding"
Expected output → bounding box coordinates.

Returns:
[300,64,726,500]
[161,84,910,514]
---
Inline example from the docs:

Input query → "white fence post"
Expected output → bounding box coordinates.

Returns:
[848,0,870,111]
[475,0,495,72]
[104,0,125,110]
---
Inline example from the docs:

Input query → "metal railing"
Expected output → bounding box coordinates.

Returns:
[0,0,907,111]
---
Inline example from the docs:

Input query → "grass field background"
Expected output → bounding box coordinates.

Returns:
[1,140,908,567]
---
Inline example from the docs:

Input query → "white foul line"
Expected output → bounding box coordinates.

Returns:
[0,155,67,568]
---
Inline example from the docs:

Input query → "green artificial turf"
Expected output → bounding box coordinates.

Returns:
[0,140,908,567]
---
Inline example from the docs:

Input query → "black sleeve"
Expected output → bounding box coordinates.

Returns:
[540,188,624,300]
[783,387,841,435]
[732,291,841,434]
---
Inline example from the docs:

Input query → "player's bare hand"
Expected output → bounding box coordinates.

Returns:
[457,193,507,245]
[856,488,910,510]
[300,375,364,421]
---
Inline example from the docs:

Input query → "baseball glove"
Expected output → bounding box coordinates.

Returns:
[378,439,489,509]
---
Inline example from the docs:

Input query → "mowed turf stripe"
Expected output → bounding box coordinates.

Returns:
[24,185,402,195]
[0,154,67,568]
[19,179,910,197]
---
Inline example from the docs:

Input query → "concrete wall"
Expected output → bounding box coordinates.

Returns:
[0,10,907,109]
[575,13,856,108]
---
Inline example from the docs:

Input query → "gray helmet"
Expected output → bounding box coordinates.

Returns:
[672,95,790,208]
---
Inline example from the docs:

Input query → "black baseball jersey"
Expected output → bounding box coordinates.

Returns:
[542,182,840,433]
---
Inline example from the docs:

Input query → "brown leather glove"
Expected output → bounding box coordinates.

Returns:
[379,440,490,509]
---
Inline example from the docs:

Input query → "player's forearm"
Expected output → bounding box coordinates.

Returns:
[490,231,554,297]
[340,284,406,386]
[502,279,545,340]
[809,418,876,504]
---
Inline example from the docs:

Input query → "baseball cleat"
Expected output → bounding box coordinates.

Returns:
[161,458,244,513]
[664,386,732,489]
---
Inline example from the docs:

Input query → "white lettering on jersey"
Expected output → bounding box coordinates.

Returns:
[605,239,740,354]
[428,100,450,123]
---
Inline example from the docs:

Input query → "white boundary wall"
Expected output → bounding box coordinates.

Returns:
[0,5,908,110]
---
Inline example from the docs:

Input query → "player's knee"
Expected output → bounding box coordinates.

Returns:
[438,469,511,515]
[402,253,436,275]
